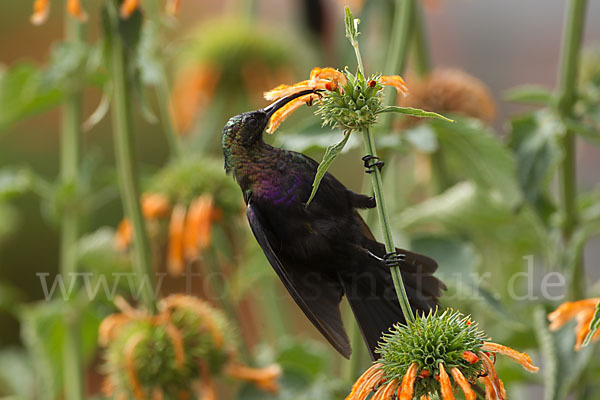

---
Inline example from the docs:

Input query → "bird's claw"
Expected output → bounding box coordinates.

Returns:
[362,155,384,174]
[383,251,405,268]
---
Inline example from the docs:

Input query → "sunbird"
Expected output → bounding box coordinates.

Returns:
[222,90,444,360]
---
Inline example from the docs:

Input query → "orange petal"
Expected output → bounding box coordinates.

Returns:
[225,363,281,394]
[420,396,432,400]
[574,308,596,350]
[124,332,147,400]
[142,193,171,219]
[380,75,409,96]
[481,342,539,372]
[309,67,347,86]
[98,314,132,346]
[170,64,221,135]
[167,204,187,276]
[346,363,382,400]
[115,218,133,250]
[375,379,399,400]
[437,363,455,400]
[120,0,140,18]
[264,80,312,101]
[30,0,50,25]
[357,368,386,400]
[479,352,505,399]
[462,350,479,364]
[165,0,181,15]
[266,94,318,133]
[548,298,599,330]
[478,376,498,400]
[450,367,476,400]
[398,363,418,400]
[164,323,185,367]
[66,0,87,21]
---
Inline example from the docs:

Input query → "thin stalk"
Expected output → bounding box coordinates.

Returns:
[379,0,415,132]
[143,0,183,160]
[60,15,85,400]
[107,1,157,313]
[412,4,432,76]
[350,0,418,378]
[555,0,587,299]
[362,127,414,323]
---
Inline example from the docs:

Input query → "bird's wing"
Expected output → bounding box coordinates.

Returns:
[246,198,351,359]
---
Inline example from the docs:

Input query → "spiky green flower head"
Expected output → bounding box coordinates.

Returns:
[102,296,237,399]
[376,309,487,398]
[316,69,385,132]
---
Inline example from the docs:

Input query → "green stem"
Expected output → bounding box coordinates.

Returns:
[107,1,157,313]
[60,15,85,400]
[143,0,183,160]
[556,0,587,299]
[412,3,432,77]
[362,127,415,323]
[377,0,414,131]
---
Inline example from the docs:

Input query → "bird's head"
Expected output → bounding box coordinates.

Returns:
[222,89,317,149]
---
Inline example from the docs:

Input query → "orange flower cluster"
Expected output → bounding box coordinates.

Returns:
[115,193,222,276]
[99,295,280,400]
[347,341,538,400]
[263,67,347,133]
[548,297,600,350]
[30,0,182,25]
[263,67,408,133]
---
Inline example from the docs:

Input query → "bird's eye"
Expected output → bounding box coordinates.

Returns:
[247,117,257,127]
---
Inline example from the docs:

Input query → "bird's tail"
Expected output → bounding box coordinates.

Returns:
[338,247,445,361]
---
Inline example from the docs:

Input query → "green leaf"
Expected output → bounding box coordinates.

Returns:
[509,111,563,220]
[504,85,554,105]
[411,235,521,327]
[0,168,32,200]
[0,62,64,132]
[378,106,454,122]
[344,7,359,42]
[0,348,35,399]
[583,301,600,347]
[305,131,351,206]
[432,117,523,208]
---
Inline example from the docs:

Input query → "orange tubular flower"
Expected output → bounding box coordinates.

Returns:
[66,0,87,21]
[115,218,133,251]
[166,0,182,15]
[398,363,418,400]
[167,203,187,276]
[481,342,539,372]
[437,363,454,400]
[120,0,140,18]
[548,298,600,350]
[142,193,172,219]
[450,367,476,400]
[30,0,50,25]
[224,364,281,394]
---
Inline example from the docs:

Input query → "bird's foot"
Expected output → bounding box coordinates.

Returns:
[362,155,385,174]
[383,251,405,268]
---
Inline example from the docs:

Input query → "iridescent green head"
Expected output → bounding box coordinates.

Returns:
[222,90,317,173]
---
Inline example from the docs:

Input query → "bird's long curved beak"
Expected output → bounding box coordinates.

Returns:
[263,89,321,118]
